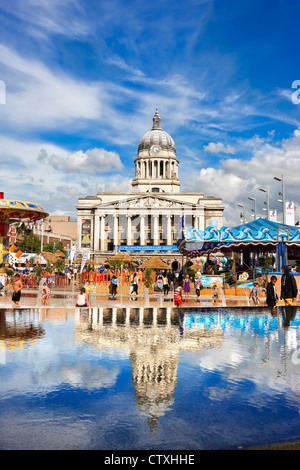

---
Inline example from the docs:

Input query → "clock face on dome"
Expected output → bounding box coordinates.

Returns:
[151,145,161,154]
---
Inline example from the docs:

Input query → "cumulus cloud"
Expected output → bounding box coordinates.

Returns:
[63,148,123,173]
[38,147,123,173]
[183,129,300,226]
[203,142,237,155]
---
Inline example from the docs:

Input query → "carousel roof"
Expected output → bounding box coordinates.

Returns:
[0,199,48,222]
[180,218,300,255]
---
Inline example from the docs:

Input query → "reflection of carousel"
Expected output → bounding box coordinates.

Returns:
[0,192,49,263]
[75,307,223,431]
[0,309,45,354]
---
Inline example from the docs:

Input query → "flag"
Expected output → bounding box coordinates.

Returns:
[80,252,90,273]
[70,245,76,264]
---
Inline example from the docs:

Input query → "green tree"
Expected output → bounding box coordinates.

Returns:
[144,268,154,288]
[18,231,41,253]
[43,240,67,256]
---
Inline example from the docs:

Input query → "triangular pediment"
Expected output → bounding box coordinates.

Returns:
[97,194,196,210]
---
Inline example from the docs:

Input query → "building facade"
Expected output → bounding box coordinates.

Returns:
[77,109,224,262]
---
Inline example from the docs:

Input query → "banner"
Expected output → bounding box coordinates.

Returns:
[70,245,76,264]
[200,275,224,288]
[80,252,90,273]
[81,219,91,247]
[116,245,178,252]
[286,201,295,225]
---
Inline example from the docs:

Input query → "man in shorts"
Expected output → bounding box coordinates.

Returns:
[12,273,23,306]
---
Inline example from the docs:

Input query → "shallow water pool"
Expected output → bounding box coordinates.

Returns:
[1,305,300,450]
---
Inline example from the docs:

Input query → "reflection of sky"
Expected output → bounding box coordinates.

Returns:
[0,317,124,398]
[2,308,300,449]
[180,310,300,412]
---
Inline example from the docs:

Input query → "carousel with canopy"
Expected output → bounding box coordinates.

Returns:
[0,192,49,264]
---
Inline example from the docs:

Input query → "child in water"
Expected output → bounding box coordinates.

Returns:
[174,282,184,308]
[212,285,219,305]
[250,282,260,306]
[41,284,51,306]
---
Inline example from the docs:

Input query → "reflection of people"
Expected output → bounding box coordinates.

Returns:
[282,305,297,328]
[174,281,184,307]
[266,275,278,307]
[249,282,260,306]
[281,265,298,305]
[12,274,23,306]
[76,287,89,307]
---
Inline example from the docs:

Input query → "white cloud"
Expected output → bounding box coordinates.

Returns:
[43,147,124,173]
[0,135,128,218]
[203,142,237,155]
[0,0,92,39]
[0,44,102,131]
[183,129,300,226]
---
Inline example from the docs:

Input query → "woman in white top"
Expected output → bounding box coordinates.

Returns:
[131,272,139,300]
[76,287,90,307]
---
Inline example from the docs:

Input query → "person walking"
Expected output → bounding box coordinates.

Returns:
[195,276,202,303]
[281,265,298,306]
[163,274,170,297]
[110,275,118,300]
[266,275,279,307]
[131,272,139,301]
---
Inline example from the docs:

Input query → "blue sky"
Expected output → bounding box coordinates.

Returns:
[0,0,300,225]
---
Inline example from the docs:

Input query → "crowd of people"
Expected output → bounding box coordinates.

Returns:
[7,256,299,310]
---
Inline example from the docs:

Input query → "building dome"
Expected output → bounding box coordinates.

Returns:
[138,108,176,153]
[132,108,180,193]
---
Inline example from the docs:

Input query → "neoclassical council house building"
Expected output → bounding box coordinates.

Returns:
[76,109,224,264]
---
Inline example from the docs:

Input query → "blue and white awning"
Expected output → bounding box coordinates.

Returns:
[179,218,300,254]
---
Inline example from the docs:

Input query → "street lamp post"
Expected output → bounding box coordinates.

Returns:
[248,196,256,220]
[260,187,269,220]
[274,175,286,224]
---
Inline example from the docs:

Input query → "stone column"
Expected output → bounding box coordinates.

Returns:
[127,215,132,245]
[166,214,172,245]
[153,214,159,245]
[94,216,100,252]
[100,216,106,251]
[140,215,145,245]
[113,215,118,248]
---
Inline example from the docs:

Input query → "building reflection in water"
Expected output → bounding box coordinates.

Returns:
[0,308,45,351]
[74,307,223,431]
